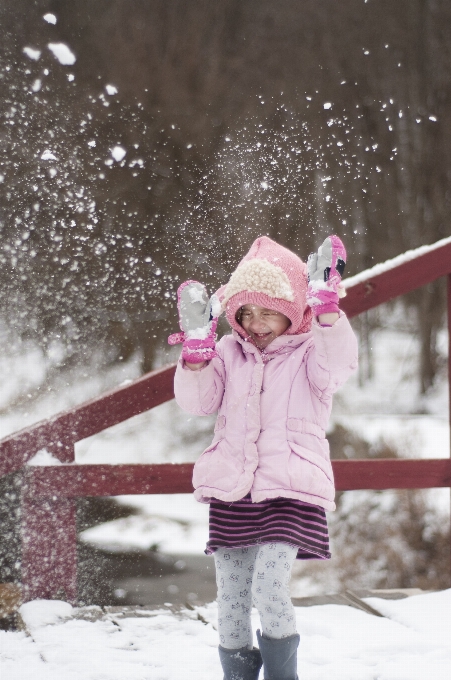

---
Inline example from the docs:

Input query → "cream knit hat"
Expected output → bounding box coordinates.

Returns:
[220,236,312,336]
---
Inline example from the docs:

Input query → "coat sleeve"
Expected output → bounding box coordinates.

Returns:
[174,342,226,416]
[305,311,358,398]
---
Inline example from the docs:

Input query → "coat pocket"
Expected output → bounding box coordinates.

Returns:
[286,419,334,499]
[286,418,331,472]
[192,437,243,493]
[192,439,222,488]
[288,442,334,500]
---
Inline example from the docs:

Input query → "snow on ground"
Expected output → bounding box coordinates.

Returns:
[1,590,450,680]
[332,324,449,418]
[80,493,209,554]
[0,344,143,440]
[332,413,449,460]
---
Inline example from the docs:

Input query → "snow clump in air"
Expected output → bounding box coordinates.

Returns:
[111,146,127,162]
[41,150,57,161]
[48,42,77,65]
[105,84,118,95]
[43,13,57,24]
[323,102,332,110]
[23,47,41,61]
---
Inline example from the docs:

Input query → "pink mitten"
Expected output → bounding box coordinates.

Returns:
[307,235,346,315]
[168,280,221,363]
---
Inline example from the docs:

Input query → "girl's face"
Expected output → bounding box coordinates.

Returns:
[238,304,291,349]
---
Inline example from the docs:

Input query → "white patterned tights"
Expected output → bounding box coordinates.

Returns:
[214,543,298,649]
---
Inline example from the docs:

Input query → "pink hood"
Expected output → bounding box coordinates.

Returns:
[218,236,313,336]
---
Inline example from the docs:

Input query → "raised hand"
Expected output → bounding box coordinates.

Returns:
[307,235,346,316]
[168,280,221,363]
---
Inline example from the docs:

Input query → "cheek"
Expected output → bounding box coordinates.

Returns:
[273,319,291,335]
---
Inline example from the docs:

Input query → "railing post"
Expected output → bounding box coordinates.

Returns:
[448,274,451,586]
[21,466,77,604]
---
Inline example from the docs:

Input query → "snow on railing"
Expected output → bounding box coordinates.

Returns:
[343,235,451,289]
[1,237,451,603]
[341,235,451,317]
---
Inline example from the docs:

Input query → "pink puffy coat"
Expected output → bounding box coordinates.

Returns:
[174,312,358,511]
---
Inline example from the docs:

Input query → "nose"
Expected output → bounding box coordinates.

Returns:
[249,316,267,332]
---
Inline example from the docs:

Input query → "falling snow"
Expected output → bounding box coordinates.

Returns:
[47,42,77,66]
[43,13,57,25]
[111,145,127,162]
[40,150,58,161]
[22,47,41,61]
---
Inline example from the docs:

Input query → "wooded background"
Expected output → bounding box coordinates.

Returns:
[1,0,450,390]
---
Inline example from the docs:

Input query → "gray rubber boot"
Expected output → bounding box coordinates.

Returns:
[218,645,263,680]
[256,630,300,680]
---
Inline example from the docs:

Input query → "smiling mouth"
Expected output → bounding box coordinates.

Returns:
[253,332,272,339]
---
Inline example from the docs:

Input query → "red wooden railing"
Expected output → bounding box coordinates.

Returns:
[1,237,451,603]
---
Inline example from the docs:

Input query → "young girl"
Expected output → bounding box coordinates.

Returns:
[169,236,358,680]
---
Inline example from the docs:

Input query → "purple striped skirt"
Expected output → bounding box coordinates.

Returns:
[206,494,331,560]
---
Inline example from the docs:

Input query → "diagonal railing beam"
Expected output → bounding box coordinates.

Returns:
[0,364,176,477]
[341,236,451,317]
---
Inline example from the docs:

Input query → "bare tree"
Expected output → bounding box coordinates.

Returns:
[1,0,450,386]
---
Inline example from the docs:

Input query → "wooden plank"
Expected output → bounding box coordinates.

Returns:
[448,274,451,583]
[25,463,195,497]
[24,459,451,498]
[448,275,451,452]
[342,239,451,318]
[0,427,75,476]
[21,478,77,603]
[62,363,176,441]
[0,364,176,477]
[333,458,451,490]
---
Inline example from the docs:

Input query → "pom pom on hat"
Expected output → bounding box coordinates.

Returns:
[220,236,312,336]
